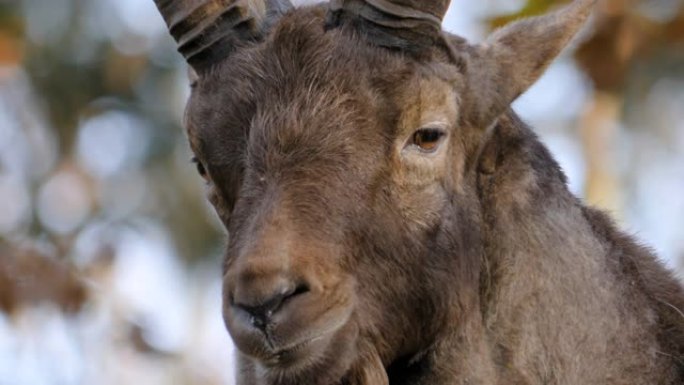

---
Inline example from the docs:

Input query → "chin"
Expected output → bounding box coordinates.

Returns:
[233,319,361,385]
[222,273,364,384]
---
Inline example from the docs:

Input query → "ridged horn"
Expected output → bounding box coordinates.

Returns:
[154,0,293,72]
[327,0,450,49]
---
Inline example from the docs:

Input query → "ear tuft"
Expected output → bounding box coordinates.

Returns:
[463,0,596,128]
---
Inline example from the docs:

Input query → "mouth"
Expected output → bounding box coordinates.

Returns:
[227,302,363,384]
[261,335,325,367]
[232,308,357,376]
[259,313,352,368]
[223,275,361,381]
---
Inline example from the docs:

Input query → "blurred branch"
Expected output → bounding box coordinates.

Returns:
[0,242,88,315]
[0,2,24,66]
[488,0,684,217]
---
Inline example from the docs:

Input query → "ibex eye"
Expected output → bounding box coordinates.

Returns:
[192,157,208,180]
[412,129,445,152]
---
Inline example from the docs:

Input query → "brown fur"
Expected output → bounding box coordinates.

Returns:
[178,4,684,385]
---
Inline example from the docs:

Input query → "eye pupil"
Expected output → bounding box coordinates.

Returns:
[192,157,208,178]
[413,129,444,151]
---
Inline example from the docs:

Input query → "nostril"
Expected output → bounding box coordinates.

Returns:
[235,283,310,330]
[236,303,276,331]
[290,283,310,298]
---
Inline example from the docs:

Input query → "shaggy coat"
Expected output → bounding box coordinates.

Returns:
[155,0,684,383]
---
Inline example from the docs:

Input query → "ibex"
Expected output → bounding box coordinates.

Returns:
[152,0,684,383]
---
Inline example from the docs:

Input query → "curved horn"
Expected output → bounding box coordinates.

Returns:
[154,0,293,72]
[327,0,450,49]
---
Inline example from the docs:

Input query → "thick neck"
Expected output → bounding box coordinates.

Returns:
[469,112,683,384]
[475,112,603,311]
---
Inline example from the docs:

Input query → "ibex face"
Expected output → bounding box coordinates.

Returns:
[154,0,596,383]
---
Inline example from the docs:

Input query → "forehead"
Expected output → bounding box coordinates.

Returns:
[186,7,458,165]
[186,11,400,161]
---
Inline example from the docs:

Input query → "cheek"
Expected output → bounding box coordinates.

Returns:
[395,184,448,230]
[207,186,232,226]
[388,144,464,230]
[400,156,447,186]
[389,156,449,230]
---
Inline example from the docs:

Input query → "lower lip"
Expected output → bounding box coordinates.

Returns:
[263,336,325,367]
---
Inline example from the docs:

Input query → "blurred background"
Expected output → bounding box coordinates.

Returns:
[0,0,682,384]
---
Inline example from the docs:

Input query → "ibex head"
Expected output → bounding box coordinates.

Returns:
[154,0,596,383]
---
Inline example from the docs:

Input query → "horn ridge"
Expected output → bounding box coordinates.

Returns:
[154,0,293,72]
[360,0,442,25]
[168,1,244,40]
[328,0,447,50]
[175,5,259,65]
[329,0,443,28]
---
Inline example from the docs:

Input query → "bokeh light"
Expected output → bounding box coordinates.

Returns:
[0,0,683,384]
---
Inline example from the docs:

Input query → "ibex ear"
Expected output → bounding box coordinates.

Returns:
[463,0,596,128]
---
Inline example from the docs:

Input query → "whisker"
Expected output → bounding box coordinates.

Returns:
[656,298,684,322]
